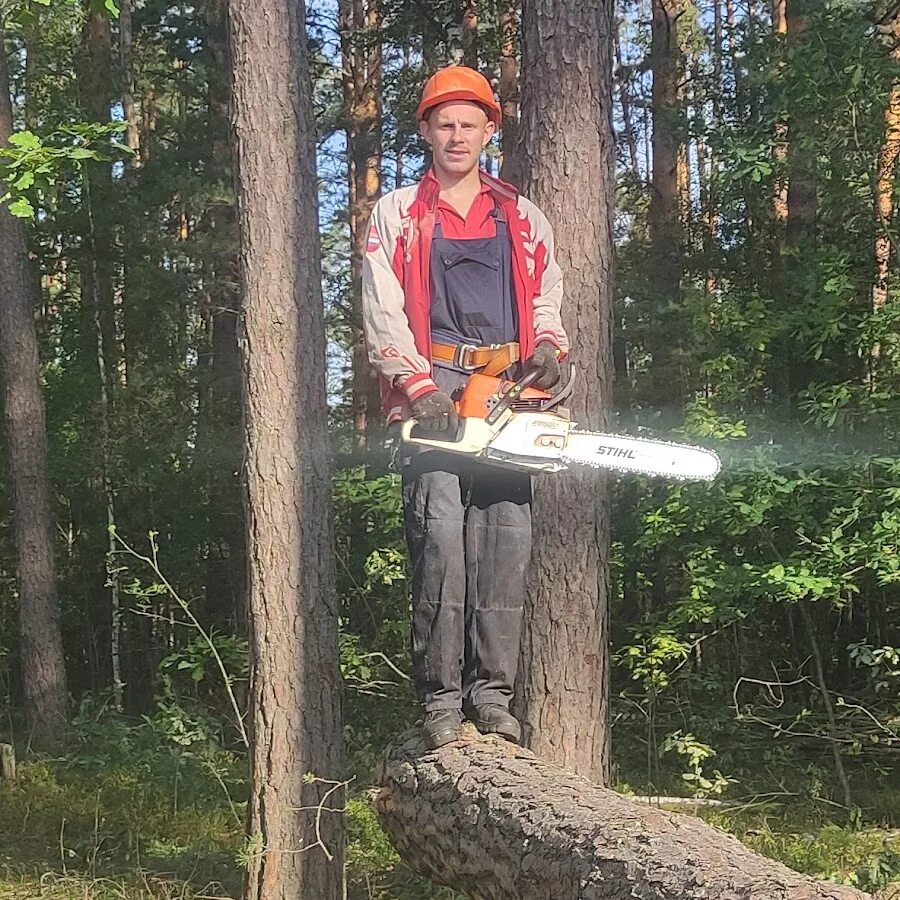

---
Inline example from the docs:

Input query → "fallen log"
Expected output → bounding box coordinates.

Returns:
[374,726,873,900]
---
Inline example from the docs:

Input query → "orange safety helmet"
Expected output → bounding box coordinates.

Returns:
[416,66,502,126]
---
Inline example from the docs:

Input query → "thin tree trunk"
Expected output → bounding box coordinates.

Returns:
[140,87,155,165]
[872,7,900,320]
[228,2,345,897]
[460,0,478,68]
[0,35,68,748]
[119,0,141,163]
[650,0,686,416]
[772,0,788,225]
[340,0,382,451]
[797,601,853,810]
[200,0,246,637]
[83,175,123,713]
[615,24,639,178]
[782,0,816,399]
[516,0,615,784]
[498,0,520,186]
[78,4,119,379]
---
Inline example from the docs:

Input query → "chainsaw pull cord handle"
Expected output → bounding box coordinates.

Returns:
[485,368,541,426]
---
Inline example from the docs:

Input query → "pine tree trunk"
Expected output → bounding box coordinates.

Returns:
[119,0,141,162]
[0,35,68,748]
[340,0,383,451]
[498,0,520,186]
[200,0,246,637]
[515,0,615,784]
[772,0,788,225]
[781,0,816,399]
[78,4,119,380]
[228,2,345,897]
[614,24,639,178]
[649,0,686,415]
[460,0,478,68]
[374,728,874,900]
[872,7,900,318]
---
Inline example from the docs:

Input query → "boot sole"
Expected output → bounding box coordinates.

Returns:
[470,719,521,744]
[423,727,460,750]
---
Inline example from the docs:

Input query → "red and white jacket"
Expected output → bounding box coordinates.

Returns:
[361,168,569,422]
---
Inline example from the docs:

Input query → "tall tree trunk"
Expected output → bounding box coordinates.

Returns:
[119,0,141,163]
[516,0,615,784]
[872,6,900,319]
[228,2,345,897]
[78,4,119,380]
[340,0,383,451]
[782,0,816,399]
[772,0,788,226]
[615,23,639,178]
[0,35,68,748]
[498,0,520,186]
[200,0,246,637]
[459,0,478,68]
[140,87,155,165]
[649,0,686,416]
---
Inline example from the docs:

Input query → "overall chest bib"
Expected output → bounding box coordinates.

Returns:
[429,209,517,351]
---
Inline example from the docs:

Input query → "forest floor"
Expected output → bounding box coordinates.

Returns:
[0,743,897,899]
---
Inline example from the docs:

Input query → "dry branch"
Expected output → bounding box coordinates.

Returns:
[374,726,873,900]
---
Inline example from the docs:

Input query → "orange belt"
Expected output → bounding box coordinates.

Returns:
[432,341,520,377]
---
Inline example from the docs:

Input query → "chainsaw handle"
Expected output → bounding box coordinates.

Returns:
[485,368,541,426]
[402,416,465,444]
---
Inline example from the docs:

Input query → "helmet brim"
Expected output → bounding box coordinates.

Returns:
[416,91,502,127]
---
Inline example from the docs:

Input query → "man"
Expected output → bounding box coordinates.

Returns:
[361,66,569,749]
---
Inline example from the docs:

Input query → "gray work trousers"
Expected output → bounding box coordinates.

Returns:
[402,447,532,712]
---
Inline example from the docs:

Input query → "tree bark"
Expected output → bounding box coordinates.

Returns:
[339,0,383,450]
[374,728,873,900]
[118,0,141,163]
[228,2,345,897]
[615,23,639,178]
[498,0,520,186]
[772,0,788,226]
[78,3,119,380]
[0,35,68,748]
[516,0,615,784]
[649,0,686,415]
[784,0,815,249]
[460,0,478,69]
[199,0,246,637]
[872,6,900,317]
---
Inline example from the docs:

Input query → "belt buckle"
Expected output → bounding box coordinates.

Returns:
[453,343,479,372]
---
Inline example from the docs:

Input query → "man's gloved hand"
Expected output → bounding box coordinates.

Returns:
[411,390,459,434]
[526,342,561,390]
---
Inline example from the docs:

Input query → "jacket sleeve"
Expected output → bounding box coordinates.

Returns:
[361,199,438,402]
[529,207,570,357]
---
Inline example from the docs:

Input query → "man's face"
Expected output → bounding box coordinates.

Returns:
[420,101,495,178]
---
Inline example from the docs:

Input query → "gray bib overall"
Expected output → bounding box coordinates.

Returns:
[402,204,533,713]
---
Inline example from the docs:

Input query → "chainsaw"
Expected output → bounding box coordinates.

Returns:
[401,368,721,481]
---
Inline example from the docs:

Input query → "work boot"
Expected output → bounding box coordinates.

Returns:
[467,703,521,744]
[422,709,463,750]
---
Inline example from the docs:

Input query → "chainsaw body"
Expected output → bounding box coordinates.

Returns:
[401,369,722,481]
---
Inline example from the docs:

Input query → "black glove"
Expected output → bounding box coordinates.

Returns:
[411,390,459,434]
[526,342,561,390]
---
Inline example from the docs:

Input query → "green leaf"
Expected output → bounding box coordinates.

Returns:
[8,197,34,219]
[8,131,41,151]
[104,0,120,15]
[13,171,34,190]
